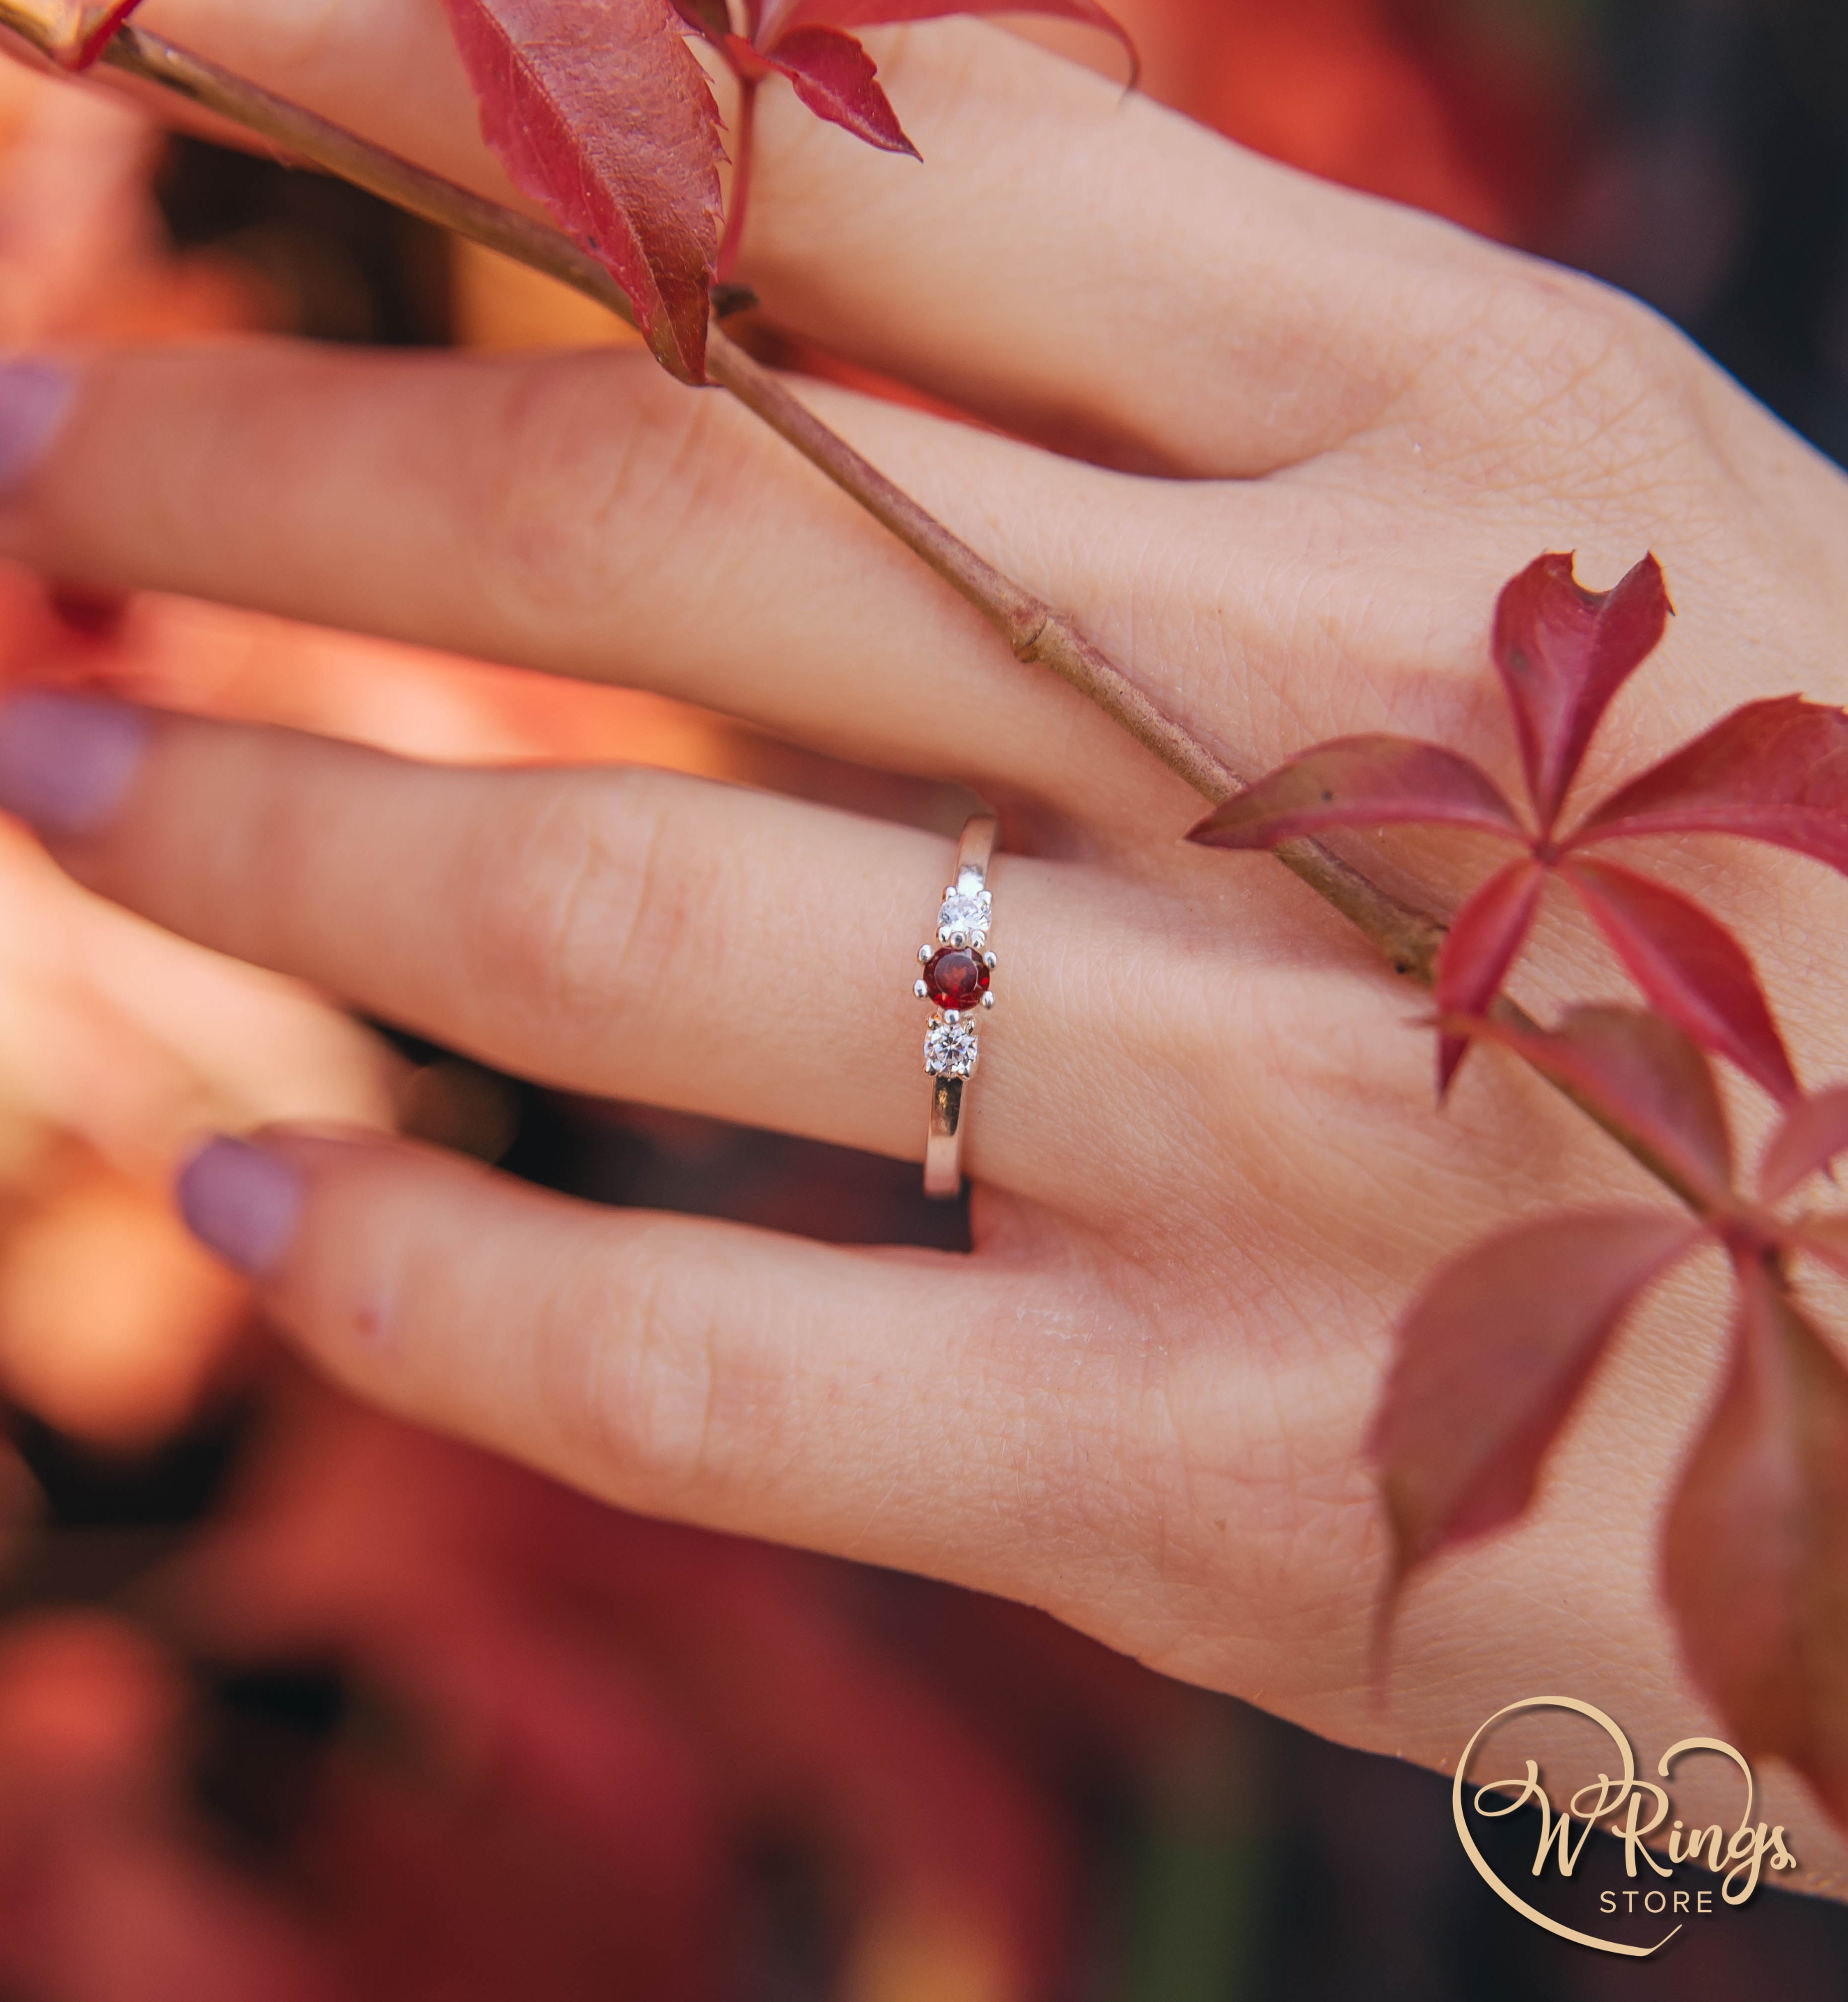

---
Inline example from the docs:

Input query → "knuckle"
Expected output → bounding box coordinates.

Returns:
[536,1225,722,1495]
[458,769,680,1045]
[1541,288,1682,425]
[458,353,737,633]
[1430,266,1701,486]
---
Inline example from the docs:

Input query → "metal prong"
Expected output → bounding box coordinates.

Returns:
[919,944,932,963]
[969,930,987,949]
[949,929,967,948]
[915,979,929,999]
[944,1009,959,1024]
[982,992,995,1008]
[982,950,997,968]
[945,886,958,900]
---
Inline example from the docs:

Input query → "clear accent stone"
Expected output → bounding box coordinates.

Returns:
[924,1018,979,1079]
[938,886,992,940]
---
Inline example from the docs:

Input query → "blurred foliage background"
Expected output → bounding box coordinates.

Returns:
[2,2,1848,1997]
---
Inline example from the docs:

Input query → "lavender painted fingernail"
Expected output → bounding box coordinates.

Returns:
[178,1137,304,1277]
[0,360,75,497]
[0,691,149,835]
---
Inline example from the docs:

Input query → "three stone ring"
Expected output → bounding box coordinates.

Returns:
[916,813,998,1198]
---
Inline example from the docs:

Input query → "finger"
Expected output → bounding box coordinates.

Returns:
[0,337,1579,829]
[741,21,1494,473]
[0,693,1164,1210]
[0,340,1186,830]
[174,1127,1091,1604]
[132,1,1497,472]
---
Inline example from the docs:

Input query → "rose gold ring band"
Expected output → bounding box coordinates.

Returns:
[917,815,999,1199]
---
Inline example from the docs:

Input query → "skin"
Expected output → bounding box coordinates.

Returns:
[9,0,1848,1890]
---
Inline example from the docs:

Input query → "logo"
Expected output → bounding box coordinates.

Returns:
[1454,1696,1797,1957]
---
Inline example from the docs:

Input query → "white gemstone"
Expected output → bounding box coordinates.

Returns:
[938,888,992,939]
[924,1018,979,1079]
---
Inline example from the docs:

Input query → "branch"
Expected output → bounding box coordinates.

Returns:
[702,332,1444,979]
[92,25,1441,973]
[74,21,1698,1203]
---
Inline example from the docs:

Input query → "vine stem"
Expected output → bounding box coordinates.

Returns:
[715,74,756,282]
[77,20,1698,1213]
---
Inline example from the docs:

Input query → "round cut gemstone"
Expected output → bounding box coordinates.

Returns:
[938,888,991,939]
[925,1019,978,1078]
[924,946,990,1011]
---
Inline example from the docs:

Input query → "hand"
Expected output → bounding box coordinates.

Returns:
[5,0,1848,1883]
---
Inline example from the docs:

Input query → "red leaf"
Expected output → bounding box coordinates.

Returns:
[441,0,723,382]
[1492,552,1672,832]
[718,28,776,78]
[670,0,732,35]
[1791,1216,1848,1281]
[1186,737,1525,850]
[764,26,919,154]
[1761,1088,1848,1202]
[1572,696,1848,874]
[1462,1006,1737,1212]
[1663,1264,1848,1828]
[1373,1209,1699,1583]
[21,1,142,67]
[763,0,1135,80]
[1560,856,1798,1103]
[1433,857,1546,1096]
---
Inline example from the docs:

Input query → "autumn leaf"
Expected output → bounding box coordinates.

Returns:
[1190,554,1811,1097]
[1761,1087,1848,1202]
[441,0,724,381]
[1664,1263,1848,1827]
[1,0,142,67]
[724,23,918,155]
[1375,999,1848,1829]
[1559,855,1798,1102]
[682,0,1132,161]
[1461,1006,1738,1212]
[1492,551,1672,831]
[1572,696,1848,875]
[764,0,1128,41]
[1433,859,1545,1093]
[1188,736,1527,849]
[1791,1215,1848,1282]
[1372,1208,1701,1594]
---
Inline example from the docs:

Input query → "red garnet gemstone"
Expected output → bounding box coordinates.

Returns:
[924,946,990,1011]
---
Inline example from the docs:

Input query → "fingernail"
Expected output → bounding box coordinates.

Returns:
[0,360,75,497]
[0,690,148,834]
[177,1137,304,1277]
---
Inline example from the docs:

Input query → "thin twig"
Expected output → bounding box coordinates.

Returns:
[705,332,1451,981]
[716,75,756,283]
[80,21,1700,1205]
[99,28,635,307]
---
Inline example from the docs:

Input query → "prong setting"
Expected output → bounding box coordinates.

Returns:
[918,831,995,1095]
[924,1014,979,1080]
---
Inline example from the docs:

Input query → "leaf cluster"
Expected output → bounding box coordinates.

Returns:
[1195,555,1848,1825]
[439,0,1128,380]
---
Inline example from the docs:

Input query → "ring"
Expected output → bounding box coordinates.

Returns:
[916,813,999,1199]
